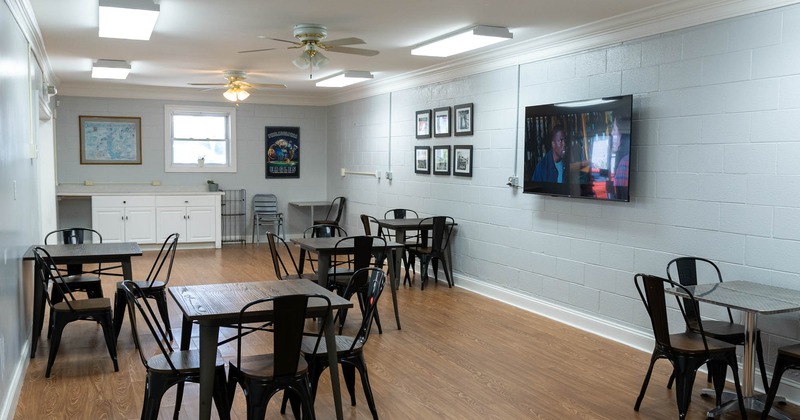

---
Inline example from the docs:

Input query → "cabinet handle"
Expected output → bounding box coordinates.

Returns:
[123,200,126,204]
[125,216,128,220]
[185,200,189,203]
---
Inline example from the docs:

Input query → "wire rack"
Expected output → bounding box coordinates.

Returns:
[221,189,246,245]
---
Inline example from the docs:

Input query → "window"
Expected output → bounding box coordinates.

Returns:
[164,105,237,172]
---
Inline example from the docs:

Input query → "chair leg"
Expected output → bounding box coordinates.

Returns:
[45,315,68,378]
[142,373,171,420]
[151,290,173,341]
[243,383,270,420]
[756,332,769,393]
[173,382,185,420]
[762,356,788,420]
[725,354,748,420]
[353,357,379,420]
[342,363,357,406]
[113,285,127,339]
[212,365,231,420]
[99,311,119,372]
[634,353,659,411]
[672,359,698,419]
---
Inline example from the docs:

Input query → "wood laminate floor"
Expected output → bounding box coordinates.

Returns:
[14,245,800,419]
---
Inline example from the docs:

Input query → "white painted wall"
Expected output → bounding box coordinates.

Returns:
[326,3,800,384]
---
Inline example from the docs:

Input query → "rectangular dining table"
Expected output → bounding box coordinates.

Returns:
[292,236,405,330]
[170,279,353,420]
[23,242,142,358]
[667,280,800,419]
[376,217,457,285]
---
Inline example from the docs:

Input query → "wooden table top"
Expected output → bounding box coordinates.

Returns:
[23,242,143,261]
[169,279,352,324]
[375,217,457,229]
[291,236,403,252]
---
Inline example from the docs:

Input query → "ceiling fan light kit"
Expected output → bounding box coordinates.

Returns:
[316,71,373,87]
[223,87,250,102]
[98,0,160,41]
[91,59,131,79]
[411,25,513,57]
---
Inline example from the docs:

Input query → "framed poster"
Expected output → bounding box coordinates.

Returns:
[433,145,450,175]
[414,146,430,174]
[265,126,300,178]
[454,103,474,136]
[79,116,142,164]
[453,145,473,177]
[416,110,431,139]
[433,107,451,137]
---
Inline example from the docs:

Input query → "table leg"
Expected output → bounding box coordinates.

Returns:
[317,252,330,288]
[31,260,44,358]
[180,315,192,351]
[198,324,220,420]
[298,249,306,276]
[121,258,133,281]
[386,247,401,329]
[324,308,345,420]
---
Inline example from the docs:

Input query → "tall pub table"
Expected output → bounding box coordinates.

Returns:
[292,236,405,330]
[23,242,142,358]
[376,217,457,285]
[170,279,353,420]
[667,280,800,419]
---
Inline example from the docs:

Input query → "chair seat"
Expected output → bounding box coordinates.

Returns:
[777,343,800,359]
[669,332,737,354]
[118,279,166,290]
[688,320,748,341]
[300,335,364,356]
[147,349,225,373]
[59,274,101,285]
[314,219,337,225]
[53,297,112,313]
[232,353,308,380]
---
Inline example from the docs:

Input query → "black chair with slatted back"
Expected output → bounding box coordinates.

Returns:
[406,216,454,289]
[633,273,747,419]
[329,236,385,334]
[32,247,118,378]
[314,196,346,227]
[282,267,386,420]
[121,280,230,420]
[383,209,418,278]
[303,223,348,273]
[666,256,769,393]
[761,345,800,419]
[44,228,105,299]
[227,293,330,420]
[267,231,317,282]
[113,233,179,341]
[361,214,388,269]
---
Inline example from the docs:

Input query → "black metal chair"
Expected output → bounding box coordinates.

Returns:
[761,344,800,419]
[406,216,454,289]
[328,236,385,334]
[32,247,118,378]
[121,280,230,420]
[282,267,386,420]
[113,233,179,341]
[303,223,348,273]
[666,257,769,393]
[267,231,317,281]
[633,273,747,419]
[314,196,346,227]
[227,293,330,420]
[382,209,418,278]
[43,227,106,298]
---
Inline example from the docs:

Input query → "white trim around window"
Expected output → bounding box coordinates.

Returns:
[164,104,237,173]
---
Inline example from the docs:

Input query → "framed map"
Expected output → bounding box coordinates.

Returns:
[79,116,142,164]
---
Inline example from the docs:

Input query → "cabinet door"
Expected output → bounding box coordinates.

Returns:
[126,207,157,244]
[186,206,215,242]
[93,207,125,243]
[156,207,187,242]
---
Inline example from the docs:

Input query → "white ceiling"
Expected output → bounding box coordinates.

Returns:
[27,0,797,105]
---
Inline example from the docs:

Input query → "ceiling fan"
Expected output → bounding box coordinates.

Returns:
[239,24,379,78]
[188,70,286,102]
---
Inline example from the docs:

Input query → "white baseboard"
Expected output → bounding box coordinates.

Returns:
[454,272,800,406]
[1,340,30,420]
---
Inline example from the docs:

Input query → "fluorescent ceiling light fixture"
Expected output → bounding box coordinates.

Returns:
[316,71,374,87]
[411,25,512,57]
[91,59,131,79]
[99,0,160,40]
[556,98,618,108]
[223,87,250,102]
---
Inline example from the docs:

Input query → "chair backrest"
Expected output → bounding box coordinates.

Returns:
[634,273,711,351]
[121,280,179,372]
[360,214,383,238]
[417,216,454,252]
[253,194,281,216]
[304,224,347,238]
[666,257,733,324]
[44,227,102,244]
[144,233,179,287]
[333,235,378,271]
[267,231,301,280]
[324,196,346,223]
[340,267,387,349]
[32,247,78,311]
[384,208,418,219]
[236,294,331,378]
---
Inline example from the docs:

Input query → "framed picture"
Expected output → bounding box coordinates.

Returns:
[433,145,450,175]
[415,110,431,139]
[453,145,473,177]
[414,146,430,174]
[265,126,300,178]
[79,116,142,164]
[433,106,451,137]
[454,103,474,136]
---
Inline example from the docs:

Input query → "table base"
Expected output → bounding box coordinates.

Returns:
[703,390,788,419]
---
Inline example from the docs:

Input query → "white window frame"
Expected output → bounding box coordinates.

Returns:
[164,104,237,173]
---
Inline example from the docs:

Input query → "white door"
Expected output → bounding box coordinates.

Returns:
[156,206,187,242]
[126,207,157,243]
[186,206,215,242]
[93,207,125,243]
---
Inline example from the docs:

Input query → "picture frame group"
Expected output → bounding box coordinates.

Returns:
[416,103,473,139]
[415,144,473,177]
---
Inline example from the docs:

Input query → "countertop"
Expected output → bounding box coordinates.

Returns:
[56,184,225,196]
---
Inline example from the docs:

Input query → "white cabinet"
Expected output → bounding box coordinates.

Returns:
[92,196,156,244]
[155,196,216,244]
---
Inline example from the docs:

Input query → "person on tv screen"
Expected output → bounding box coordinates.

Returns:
[532,125,567,183]
[610,116,630,199]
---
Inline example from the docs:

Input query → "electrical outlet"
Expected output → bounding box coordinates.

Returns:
[385,171,393,180]
[507,176,519,187]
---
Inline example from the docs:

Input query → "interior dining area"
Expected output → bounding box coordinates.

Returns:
[5,0,800,419]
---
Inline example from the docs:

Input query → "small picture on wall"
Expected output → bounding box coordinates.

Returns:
[433,145,450,175]
[416,110,431,139]
[454,103,474,136]
[415,146,430,174]
[433,107,451,137]
[453,145,473,177]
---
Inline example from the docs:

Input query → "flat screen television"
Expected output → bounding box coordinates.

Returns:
[523,95,633,202]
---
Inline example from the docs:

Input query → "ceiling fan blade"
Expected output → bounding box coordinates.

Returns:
[325,45,379,56]
[248,83,287,89]
[323,37,366,46]
[238,47,280,54]
[188,83,227,86]
[269,37,302,45]
[198,87,223,92]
